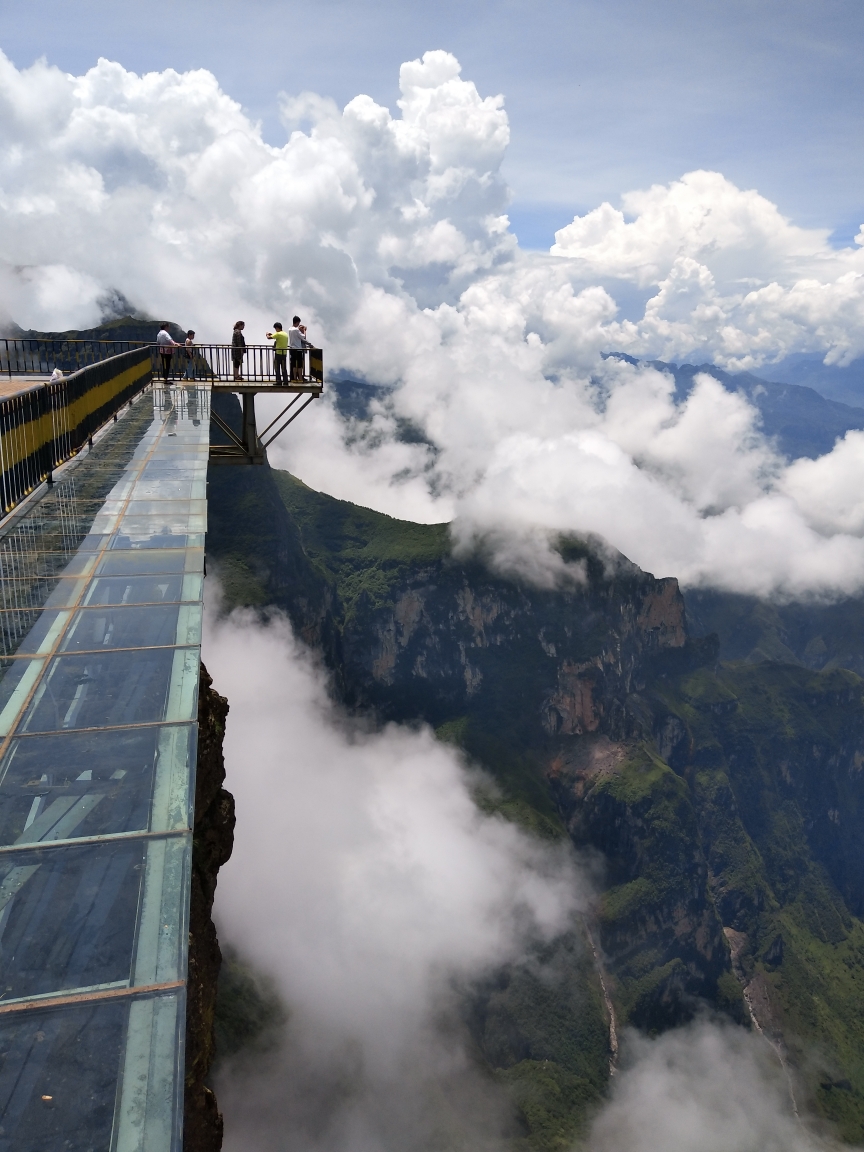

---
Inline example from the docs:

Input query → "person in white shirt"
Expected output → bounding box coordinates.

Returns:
[184,330,196,380]
[288,315,307,380]
[156,324,179,382]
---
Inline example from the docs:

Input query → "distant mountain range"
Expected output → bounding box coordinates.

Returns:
[758,352,864,408]
[329,352,864,462]
[6,316,188,344]
[604,352,864,460]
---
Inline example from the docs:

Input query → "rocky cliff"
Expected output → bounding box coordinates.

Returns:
[184,664,235,1152]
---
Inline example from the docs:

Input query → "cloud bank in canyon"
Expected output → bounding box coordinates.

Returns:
[205,606,586,1151]
[205,607,838,1152]
[3,46,864,596]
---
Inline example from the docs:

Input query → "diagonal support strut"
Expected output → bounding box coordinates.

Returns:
[260,394,318,448]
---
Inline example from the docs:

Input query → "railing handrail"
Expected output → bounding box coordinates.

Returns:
[0,338,324,386]
[1,338,320,348]
[0,345,154,515]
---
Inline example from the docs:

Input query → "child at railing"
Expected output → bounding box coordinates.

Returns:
[184,331,196,380]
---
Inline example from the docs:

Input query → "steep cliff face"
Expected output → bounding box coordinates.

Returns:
[548,736,738,1034]
[275,472,686,731]
[206,462,864,1143]
[185,664,235,1152]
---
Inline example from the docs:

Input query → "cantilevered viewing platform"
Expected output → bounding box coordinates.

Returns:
[2,336,324,468]
[205,343,323,466]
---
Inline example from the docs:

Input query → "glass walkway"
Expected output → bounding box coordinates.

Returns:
[0,382,210,1151]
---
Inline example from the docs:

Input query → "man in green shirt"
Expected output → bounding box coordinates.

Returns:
[266,322,290,385]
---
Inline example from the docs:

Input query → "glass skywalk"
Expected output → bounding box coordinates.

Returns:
[0,382,210,1152]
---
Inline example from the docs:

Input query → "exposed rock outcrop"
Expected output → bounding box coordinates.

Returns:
[184,663,235,1152]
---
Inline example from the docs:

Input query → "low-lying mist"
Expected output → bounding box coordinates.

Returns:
[205,602,585,1150]
[204,603,846,1152]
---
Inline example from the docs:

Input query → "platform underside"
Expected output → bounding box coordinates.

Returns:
[210,382,323,395]
[208,383,322,464]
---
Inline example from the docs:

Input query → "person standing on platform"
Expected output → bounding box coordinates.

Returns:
[232,321,246,381]
[184,330,196,380]
[156,324,178,382]
[266,322,290,385]
[288,315,307,381]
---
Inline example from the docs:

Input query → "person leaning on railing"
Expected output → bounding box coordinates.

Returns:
[266,323,290,385]
[157,323,179,382]
[232,321,246,381]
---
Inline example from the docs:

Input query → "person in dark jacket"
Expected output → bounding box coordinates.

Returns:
[232,321,246,381]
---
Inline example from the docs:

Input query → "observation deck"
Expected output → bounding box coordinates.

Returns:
[2,337,324,467]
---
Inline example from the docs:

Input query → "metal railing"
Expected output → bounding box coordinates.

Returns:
[151,343,323,385]
[0,347,152,515]
[1,338,144,378]
[2,339,324,386]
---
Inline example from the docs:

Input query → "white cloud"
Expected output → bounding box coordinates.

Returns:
[4,46,864,595]
[204,604,585,1151]
[552,171,864,370]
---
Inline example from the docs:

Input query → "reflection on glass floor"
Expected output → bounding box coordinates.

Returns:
[0,382,209,1151]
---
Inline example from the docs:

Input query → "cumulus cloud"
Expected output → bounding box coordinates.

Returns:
[204,604,585,1151]
[552,170,864,369]
[4,45,864,595]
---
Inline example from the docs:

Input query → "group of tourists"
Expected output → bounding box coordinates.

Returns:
[232,317,309,382]
[154,318,311,383]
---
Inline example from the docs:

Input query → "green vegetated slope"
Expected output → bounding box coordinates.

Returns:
[650,662,864,1139]
[209,464,864,1145]
[274,469,451,624]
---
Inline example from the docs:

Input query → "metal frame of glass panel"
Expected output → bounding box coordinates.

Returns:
[0,382,210,1151]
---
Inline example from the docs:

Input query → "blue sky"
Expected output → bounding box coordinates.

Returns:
[2,0,862,248]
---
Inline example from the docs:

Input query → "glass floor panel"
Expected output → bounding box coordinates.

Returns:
[0,998,128,1152]
[109,532,204,551]
[0,839,148,999]
[95,547,204,577]
[20,646,197,733]
[0,380,209,1151]
[82,574,199,606]
[0,989,183,1152]
[0,724,196,843]
[59,604,186,652]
